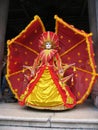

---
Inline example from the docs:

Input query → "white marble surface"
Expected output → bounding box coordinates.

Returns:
[0,99,98,129]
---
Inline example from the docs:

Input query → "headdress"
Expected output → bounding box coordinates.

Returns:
[39,31,59,49]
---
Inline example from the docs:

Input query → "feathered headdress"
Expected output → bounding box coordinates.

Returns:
[39,31,59,49]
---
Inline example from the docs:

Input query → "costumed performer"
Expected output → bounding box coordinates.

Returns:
[19,31,76,110]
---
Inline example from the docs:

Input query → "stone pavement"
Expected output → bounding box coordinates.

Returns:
[0,99,98,130]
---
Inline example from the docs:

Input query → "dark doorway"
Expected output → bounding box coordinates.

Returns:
[6,0,89,41]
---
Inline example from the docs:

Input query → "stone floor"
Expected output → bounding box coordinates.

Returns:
[0,99,98,130]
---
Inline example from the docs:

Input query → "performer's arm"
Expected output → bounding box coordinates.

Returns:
[23,54,41,77]
[55,52,62,69]
[55,52,64,77]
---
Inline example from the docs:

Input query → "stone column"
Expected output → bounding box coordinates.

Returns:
[0,0,9,89]
[88,0,98,107]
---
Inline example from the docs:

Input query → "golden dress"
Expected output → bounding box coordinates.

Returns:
[19,49,76,110]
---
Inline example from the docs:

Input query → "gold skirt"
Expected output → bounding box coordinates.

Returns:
[25,68,65,108]
[25,67,75,110]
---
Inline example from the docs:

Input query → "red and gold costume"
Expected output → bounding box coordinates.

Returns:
[19,32,76,110]
[6,15,98,110]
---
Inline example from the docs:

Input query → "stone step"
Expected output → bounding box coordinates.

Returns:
[0,100,98,130]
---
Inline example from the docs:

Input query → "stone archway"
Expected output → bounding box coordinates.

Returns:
[0,0,9,92]
[88,0,98,108]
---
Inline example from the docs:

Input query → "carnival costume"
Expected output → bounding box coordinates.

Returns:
[19,31,76,110]
[6,15,97,110]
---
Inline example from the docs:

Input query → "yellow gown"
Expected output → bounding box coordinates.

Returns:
[19,49,76,110]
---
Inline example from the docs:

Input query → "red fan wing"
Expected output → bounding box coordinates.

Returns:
[6,16,45,99]
[55,15,97,104]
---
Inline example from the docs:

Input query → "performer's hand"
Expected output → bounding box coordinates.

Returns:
[69,63,75,67]
[23,65,32,71]
[31,70,35,77]
[24,74,30,80]
[61,73,73,83]
[23,65,28,68]
[58,69,64,77]
[63,63,76,71]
